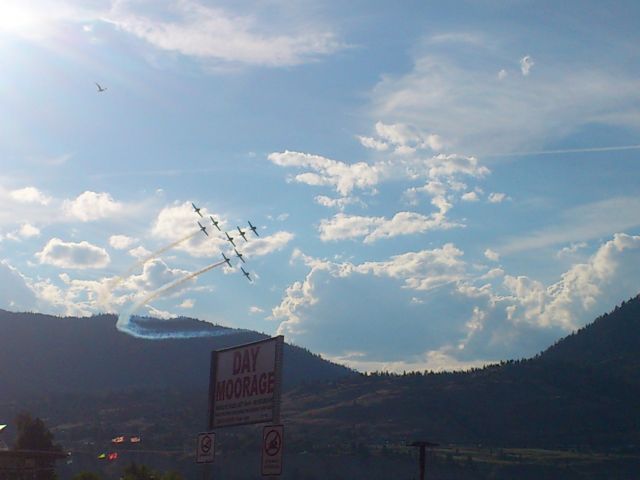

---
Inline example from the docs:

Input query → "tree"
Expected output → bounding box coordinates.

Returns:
[12,413,63,480]
[13,412,62,452]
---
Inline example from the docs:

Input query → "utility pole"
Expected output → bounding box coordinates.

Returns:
[408,441,438,480]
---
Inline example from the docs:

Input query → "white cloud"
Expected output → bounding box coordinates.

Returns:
[371,54,640,154]
[9,187,51,205]
[498,69,508,80]
[122,258,190,295]
[65,191,123,222]
[319,209,462,244]
[272,233,640,371]
[6,223,41,241]
[314,195,364,211]
[500,196,640,254]
[146,305,178,320]
[557,242,588,258]
[109,235,137,250]
[249,306,264,314]
[0,261,37,311]
[105,1,343,67]
[152,202,227,258]
[242,231,294,257]
[520,55,534,76]
[19,223,40,238]
[461,191,479,202]
[357,122,445,154]
[268,151,380,196]
[488,192,507,203]
[357,135,389,151]
[484,249,500,261]
[36,238,110,269]
[129,245,151,259]
[179,299,195,309]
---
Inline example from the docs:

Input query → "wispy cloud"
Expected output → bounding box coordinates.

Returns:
[371,54,640,154]
[105,1,344,67]
[499,196,640,254]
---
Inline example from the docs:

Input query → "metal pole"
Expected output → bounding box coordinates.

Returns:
[408,441,438,480]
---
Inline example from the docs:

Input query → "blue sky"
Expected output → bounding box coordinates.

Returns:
[1,0,639,372]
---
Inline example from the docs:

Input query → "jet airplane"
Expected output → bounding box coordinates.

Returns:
[197,221,208,236]
[95,82,107,92]
[225,232,236,247]
[237,226,248,242]
[192,203,203,217]
[234,248,245,263]
[248,221,259,237]
[210,216,221,231]
[222,253,232,267]
[241,267,251,282]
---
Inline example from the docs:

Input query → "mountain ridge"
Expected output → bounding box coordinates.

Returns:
[0,310,355,401]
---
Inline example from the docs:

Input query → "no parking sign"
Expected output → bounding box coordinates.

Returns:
[261,425,283,476]
[196,432,215,464]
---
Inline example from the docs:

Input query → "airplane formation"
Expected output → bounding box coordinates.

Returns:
[192,203,256,282]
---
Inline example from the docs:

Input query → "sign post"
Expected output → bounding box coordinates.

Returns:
[208,336,284,429]
[261,424,284,477]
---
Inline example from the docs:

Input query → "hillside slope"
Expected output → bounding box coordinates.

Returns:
[0,310,354,401]
[283,295,640,448]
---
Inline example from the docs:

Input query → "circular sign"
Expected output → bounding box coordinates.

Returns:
[200,435,212,453]
[264,430,281,457]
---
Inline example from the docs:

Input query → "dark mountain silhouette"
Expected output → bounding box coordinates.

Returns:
[0,310,354,401]
[283,294,640,449]
[1,295,639,452]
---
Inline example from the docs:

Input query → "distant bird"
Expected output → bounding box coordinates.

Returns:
[95,82,107,93]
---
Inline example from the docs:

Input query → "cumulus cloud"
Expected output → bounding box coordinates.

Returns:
[557,242,588,258]
[520,55,534,76]
[6,223,41,241]
[319,211,462,243]
[268,151,380,196]
[9,187,51,205]
[314,195,364,211]
[269,148,491,228]
[272,233,640,372]
[357,135,389,151]
[488,192,507,203]
[109,235,137,250]
[484,249,500,262]
[242,231,294,257]
[249,306,265,314]
[461,191,479,202]
[65,191,123,222]
[35,238,110,269]
[360,121,444,154]
[152,202,227,257]
[179,299,195,309]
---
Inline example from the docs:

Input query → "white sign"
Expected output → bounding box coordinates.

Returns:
[196,432,215,464]
[261,425,284,477]
[209,336,284,429]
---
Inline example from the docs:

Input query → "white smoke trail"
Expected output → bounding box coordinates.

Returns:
[101,230,203,311]
[117,259,227,339]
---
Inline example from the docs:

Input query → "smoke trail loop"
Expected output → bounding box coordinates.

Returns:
[117,259,226,338]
